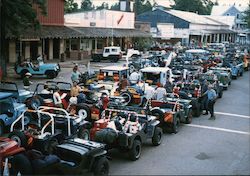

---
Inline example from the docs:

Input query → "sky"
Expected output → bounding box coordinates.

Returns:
[74,0,249,7]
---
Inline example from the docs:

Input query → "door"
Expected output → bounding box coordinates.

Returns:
[30,41,38,61]
[53,39,60,59]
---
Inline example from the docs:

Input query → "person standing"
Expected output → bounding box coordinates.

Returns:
[155,84,167,100]
[71,65,80,83]
[23,73,33,90]
[204,85,217,120]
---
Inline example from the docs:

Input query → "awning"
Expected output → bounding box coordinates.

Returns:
[6,25,151,39]
[202,29,237,34]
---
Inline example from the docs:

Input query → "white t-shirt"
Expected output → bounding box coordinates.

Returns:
[53,92,62,105]
[41,89,50,94]
[155,87,167,100]
[129,72,140,84]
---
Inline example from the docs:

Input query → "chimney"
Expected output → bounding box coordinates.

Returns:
[120,0,134,12]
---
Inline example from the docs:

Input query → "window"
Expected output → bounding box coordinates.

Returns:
[97,40,103,49]
[80,39,89,50]
[104,48,110,53]
[236,13,240,19]
[111,49,117,52]
[226,13,230,16]
[70,39,78,51]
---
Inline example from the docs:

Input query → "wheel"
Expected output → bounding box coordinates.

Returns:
[223,86,228,90]
[150,109,165,125]
[239,72,243,76]
[128,139,141,161]
[120,91,133,105]
[171,117,180,134]
[228,81,231,85]
[93,157,109,176]
[77,104,91,121]
[78,128,90,140]
[192,103,201,117]
[232,75,237,80]
[46,71,56,79]
[26,96,42,110]
[152,127,162,146]
[185,109,192,124]
[8,131,28,147]
[10,153,33,175]
[0,121,4,136]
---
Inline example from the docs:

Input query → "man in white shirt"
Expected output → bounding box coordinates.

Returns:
[129,70,140,85]
[155,84,167,100]
[41,84,51,94]
[53,87,63,108]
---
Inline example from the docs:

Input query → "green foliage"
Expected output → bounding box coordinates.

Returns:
[134,37,153,51]
[171,0,214,15]
[134,0,153,15]
[64,0,78,13]
[80,0,94,11]
[244,4,250,28]
[96,2,109,10]
[110,2,120,10]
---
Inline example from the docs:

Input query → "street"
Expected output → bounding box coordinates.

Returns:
[8,60,250,175]
[109,71,250,175]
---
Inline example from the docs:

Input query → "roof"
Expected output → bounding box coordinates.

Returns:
[0,92,13,99]
[140,67,171,73]
[7,26,151,39]
[100,66,129,72]
[204,16,235,27]
[185,49,209,53]
[211,5,248,16]
[164,9,224,26]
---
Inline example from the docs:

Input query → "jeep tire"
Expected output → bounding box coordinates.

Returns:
[9,131,28,148]
[128,139,141,161]
[46,70,56,79]
[10,153,33,175]
[120,91,133,105]
[78,128,90,140]
[152,127,162,146]
[185,109,193,124]
[77,104,91,121]
[171,116,180,134]
[93,157,109,176]
[0,121,4,136]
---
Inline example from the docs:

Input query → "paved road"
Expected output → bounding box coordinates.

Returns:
[5,61,250,175]
[108,71,250,175]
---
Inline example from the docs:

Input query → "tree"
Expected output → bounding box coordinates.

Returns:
[65,0,78,13]
[0,0,46,77]
[134,0,153,16]
[244,4,250,28]
[171,0,214,15]
[96,2,109,10]
[110,2,120,10]
[80,0,94,11]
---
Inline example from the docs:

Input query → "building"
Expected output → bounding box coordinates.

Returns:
[136,7,236,45]
[211,4,249,44]
[7,0,150,63]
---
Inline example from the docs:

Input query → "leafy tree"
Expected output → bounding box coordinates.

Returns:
[96,2,109,10]
[80,0,94,11]
[134,0,153,16]
[110,2,120,10]
[65,0,78,13]
[0,0,46,77]
[244,4,250,28]
[171,0,214,15]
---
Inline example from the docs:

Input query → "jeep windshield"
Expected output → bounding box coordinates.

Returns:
[0,82,18,92]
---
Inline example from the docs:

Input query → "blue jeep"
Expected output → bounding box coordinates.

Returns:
[0,82,33,103]
[223,59,244,79]
[0,92,26,135]
[15,61,60,79]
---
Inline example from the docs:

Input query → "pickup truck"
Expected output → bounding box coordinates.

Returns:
[92,46,122,62]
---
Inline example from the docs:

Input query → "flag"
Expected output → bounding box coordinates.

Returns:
[117,14,124,25]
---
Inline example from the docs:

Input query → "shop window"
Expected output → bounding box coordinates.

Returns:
[71,39,78,51]
[80,39,89,50]
[97,40,103,49]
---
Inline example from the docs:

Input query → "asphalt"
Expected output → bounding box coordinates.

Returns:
[108,71,250,175]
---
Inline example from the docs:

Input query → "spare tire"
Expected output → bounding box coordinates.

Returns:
[95,128,118,144]
[120,91,133,105]
[77,104,91,121]
[26,96,42,110]
[151,109,165,125]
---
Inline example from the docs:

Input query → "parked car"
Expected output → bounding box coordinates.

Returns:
[14,61,60,78]
[0,92,26,136]
[92,46,122,62]
[151,95,193,133]
[209,67,232,90]
[91,108,162,160]
[0,81,33,103]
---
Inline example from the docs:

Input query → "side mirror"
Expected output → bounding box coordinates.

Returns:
[6,110,13,117]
